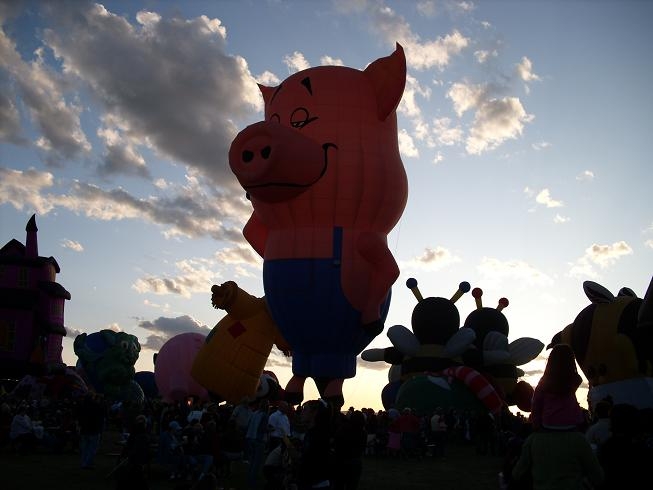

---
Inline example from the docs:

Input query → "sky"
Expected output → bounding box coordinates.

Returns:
[1,0,652,412]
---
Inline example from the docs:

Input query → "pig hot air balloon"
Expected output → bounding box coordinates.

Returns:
[229,44,408,405]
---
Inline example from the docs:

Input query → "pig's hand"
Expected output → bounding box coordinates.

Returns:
[357,232,400,324]
[243,213,268,258]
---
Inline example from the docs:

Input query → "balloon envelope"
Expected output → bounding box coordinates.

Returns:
[155,332,209,403]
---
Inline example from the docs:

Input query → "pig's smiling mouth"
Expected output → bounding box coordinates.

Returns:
[244,142,337,191]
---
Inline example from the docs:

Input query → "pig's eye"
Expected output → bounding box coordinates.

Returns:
[270,113,280,123]
[290,107,317,129]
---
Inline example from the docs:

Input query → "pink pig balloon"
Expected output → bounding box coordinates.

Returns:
[154,332,209,403]
[229,44,408,406]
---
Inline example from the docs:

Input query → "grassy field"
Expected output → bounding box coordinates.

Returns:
[0,429,505,490]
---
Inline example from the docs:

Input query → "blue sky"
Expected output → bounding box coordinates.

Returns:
[1,0,651,411]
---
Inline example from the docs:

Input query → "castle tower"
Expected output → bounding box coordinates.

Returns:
[25,214,38,258]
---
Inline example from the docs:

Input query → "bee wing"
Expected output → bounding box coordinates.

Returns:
[444,327,476,357]
[361,348,386,362]
[483,332,510,365]
[508,337,545,365]
[388,324,421,355]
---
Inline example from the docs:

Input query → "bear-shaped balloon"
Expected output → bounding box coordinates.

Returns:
[229,44,408,406]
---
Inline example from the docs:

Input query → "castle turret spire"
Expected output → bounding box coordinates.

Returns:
[25,214,38,258]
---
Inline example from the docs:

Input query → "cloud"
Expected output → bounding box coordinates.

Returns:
[283,51,310,73]
[474,49,498,64]
[320,55,344,66]
[256,70,280,86]
[568,241,634,278]
[432,117,464,146]
[363,4,469,70]
[534,188,564,208]
[38,2,260,189]
[398,129,419,157]
[61,239,84,252]
[447,82,534,155]
[214,245,262,267]
[646,239,653,249]
[398,74,431,119]
[65,326,85,338]
[96,122,150,179]
[138,314,210,351]
[516,56,540,82]
[132,257,219,298]
[416,1,437,17]
[531,141,551,151]
[576,170,594,181]
[401,246,461,270]
[0,166,250,243]
[465,96,533,154]
[0,79,25,144]
[477,257,554,288]
[448,81,488,117]
[553,214,570,224]
[0,24,91,164]
[0,167,57,214]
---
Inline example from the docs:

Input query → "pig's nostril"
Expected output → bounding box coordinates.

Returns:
[261,146,271,159]
[242,150,254,163]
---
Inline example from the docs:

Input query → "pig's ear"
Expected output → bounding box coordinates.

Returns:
[258,83,277,107]
[363,43,407,121]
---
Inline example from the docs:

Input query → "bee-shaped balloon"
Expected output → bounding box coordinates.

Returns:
[462,288,544,412]
[548,277,653,410]
[362,278,508,413]
[362,278,475,382]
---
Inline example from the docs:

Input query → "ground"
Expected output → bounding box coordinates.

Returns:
[0,428,506,490]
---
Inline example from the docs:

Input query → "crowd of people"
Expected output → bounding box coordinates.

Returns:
[2,349,653,490]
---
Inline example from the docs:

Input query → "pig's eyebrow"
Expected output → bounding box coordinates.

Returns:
[300,77,313,95]
[270,83,283,103]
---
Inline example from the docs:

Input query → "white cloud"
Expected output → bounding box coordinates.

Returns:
[433,151,444,164]
[465,97,533,154]
[132,257,219,298]
[0,167,57,214]
[531,141,551,151]
[367,5,469,70]
[61,239,84,252]
[535,188,564,208]
[447,81,487,117]
[477,257,554,288]
[568,241,634,278]
[214,245,262,266]
[398,129,419,157]
[586,241,633,268]
[432,117,463,146]
[576,170,594,181]
[401,246,461,270]
[256,70,280,86]
[553,214,570,224]
[320,55,344,66]
[283,51,310,73]
[398,74,431,119]
[474,49,497,64]
[516,56,540,82]
[416,1,437,17]
[645,239,653,249]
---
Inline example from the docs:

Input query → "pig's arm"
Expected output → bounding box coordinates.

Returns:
[357,232,400,325]
[243,213,269,258]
